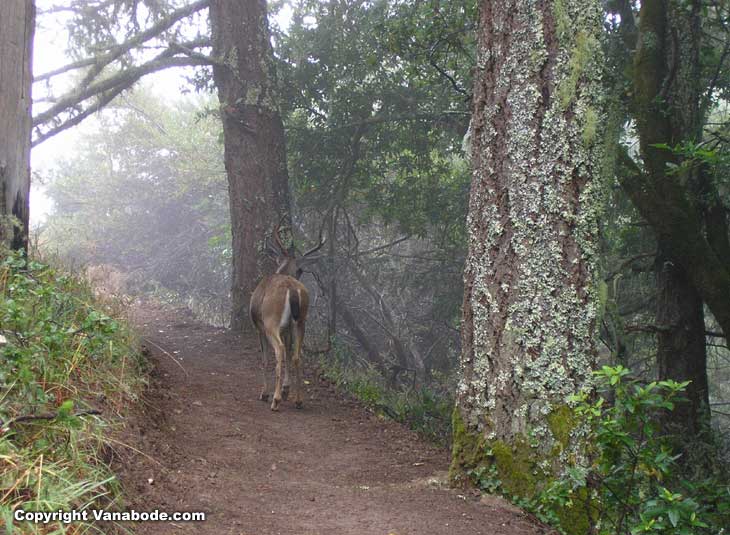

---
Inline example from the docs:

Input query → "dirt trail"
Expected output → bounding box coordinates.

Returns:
[117,302,552,535]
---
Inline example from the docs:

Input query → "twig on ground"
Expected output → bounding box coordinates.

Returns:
[143,338,189,377]
[1,409,102,430]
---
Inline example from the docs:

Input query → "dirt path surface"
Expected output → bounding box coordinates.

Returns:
[117,302,552,535]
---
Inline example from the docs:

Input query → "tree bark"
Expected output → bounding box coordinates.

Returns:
[209,0,292,330]
[451,0,604,499]
[655,251,709,431]
[0,0,35,253]
[628,0,711,430]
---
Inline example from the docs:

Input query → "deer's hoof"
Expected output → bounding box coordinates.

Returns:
[281,386,290,400]
[271,399,280,411]
[259,393,269,402]
[295,401,304,410]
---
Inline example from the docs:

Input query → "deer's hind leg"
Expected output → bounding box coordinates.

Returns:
[266,329,286,411]
[282,327,292,401]
[258,333,270,402]
[292,321,305,409]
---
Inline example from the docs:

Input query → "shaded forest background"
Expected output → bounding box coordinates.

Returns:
[33,0,730,440]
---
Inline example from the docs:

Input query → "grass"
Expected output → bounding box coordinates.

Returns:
[0,252,146,534]
[317,340,454,446]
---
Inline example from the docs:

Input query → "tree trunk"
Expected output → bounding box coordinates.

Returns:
[622,0,730,350]
[451,0,604,508]
[629,0,711,431]
[209,0,292,330]
[0,0,35,253]
[655,249,709,432]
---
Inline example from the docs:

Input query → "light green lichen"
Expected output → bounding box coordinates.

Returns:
[582,106,599,146]
[454,0,605,503]
[558,31,600,110]
[553,0,571,41]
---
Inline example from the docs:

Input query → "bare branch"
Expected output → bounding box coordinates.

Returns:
[34,57,98,83]
[355,236,410,257]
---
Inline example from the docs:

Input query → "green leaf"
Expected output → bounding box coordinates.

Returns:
[58,399,74,418]
[667,509,679,527]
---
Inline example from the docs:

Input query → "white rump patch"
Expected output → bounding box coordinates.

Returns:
[280,289,291,328]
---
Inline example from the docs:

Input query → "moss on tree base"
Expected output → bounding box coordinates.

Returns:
[450,407,593,535]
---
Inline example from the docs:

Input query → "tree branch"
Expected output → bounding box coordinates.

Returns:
[33,53,210,145]
[617,145,730,340]
[35,0,210,85]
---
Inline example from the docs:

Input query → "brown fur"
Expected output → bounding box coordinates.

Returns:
[249,274,310,411]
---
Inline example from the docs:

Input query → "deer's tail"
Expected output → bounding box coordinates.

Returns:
[289,289,301,322]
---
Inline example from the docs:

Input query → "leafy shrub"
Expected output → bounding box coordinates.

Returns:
[0,253,144,533]
[535,366,729,535]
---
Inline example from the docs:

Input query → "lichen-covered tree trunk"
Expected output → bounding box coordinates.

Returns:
[628,0,710,431]
[210,0,292,330]
[451,0,604,506]
[0,0,35,253]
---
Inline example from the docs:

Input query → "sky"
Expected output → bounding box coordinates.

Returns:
[30,1,292,228]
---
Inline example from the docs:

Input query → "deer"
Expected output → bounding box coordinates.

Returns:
[249,225,325,411]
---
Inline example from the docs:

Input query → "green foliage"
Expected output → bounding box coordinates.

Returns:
[465,366,730,534]
[531,366,729,535]
[279,0,473,237]
[0,252,144,533]
[650,141,726,176]
[277,0,472,318]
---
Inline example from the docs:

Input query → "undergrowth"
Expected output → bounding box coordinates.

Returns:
[317,340,453,446]
[0,253,145,534]
[469,366,730,535]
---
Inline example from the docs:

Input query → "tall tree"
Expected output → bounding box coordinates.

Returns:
[209,0,292,330]
[0,0,35,252]
[618,0,727,432]
[451,0,605,505]
[619,2,730,365]
[643,0,708,433]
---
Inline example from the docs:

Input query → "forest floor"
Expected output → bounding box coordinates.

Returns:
[115,301,554,535]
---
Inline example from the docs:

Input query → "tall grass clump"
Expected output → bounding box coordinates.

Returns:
[0,252,145,534]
